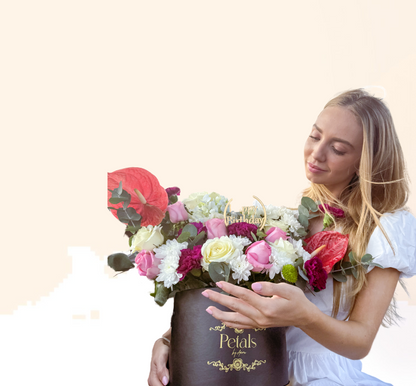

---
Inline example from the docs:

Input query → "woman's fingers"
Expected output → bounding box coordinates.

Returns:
[206,306,263,328]
[251,281,297,299]
[202,288,262,322]
[148,339,170,386]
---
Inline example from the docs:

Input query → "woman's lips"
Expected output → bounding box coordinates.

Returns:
[307,162,327,173]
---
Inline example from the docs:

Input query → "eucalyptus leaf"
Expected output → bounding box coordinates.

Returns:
[370,262,384,269]
[107,253,134,272]
[332,272,347,282]
[297,228,308,237]
[117,207,142,227]
[250,231,258,242]
[361,254,373,263]
[298,214,309,229]
[348,251,356,265]
[352,266,358,279]
[308,213,321,219]
[298,205,309,217]
[177,231,190,243]
[209,262,230,283]
[190,231,206,246]
[182,224,198,238]
[117,181,123,195]
[301,197,318,212]
[107,207,117,211]
[154,284,170,307]
[297,266,309,281]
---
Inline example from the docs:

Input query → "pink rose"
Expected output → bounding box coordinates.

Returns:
[135,250,161,280]
[205,218,228,239]
[265,226,288,243]
[167,201,189,223]
[246,241,272,272]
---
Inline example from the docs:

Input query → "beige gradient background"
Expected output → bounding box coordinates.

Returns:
[1,1,416,385]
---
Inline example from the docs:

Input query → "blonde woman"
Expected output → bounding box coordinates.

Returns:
[148,89,416,386]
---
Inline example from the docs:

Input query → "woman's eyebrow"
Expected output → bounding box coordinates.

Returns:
[313,124,355,149]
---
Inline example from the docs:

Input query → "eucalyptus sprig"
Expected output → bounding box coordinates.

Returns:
[331,251,384,282]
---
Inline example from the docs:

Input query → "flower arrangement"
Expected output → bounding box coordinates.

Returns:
[107,167,379,305]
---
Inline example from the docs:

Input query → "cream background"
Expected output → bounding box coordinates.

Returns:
[1,1,415,385]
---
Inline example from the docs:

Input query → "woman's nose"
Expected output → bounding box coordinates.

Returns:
[311,142,326,162]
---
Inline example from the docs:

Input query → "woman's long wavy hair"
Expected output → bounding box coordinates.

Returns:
[302,88,411,327]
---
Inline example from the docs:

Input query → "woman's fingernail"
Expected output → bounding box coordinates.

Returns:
[216,282,223,288]
[162,376,169,385]
[252,282,262,291]
[206,307,213,315]
[201,291,209,298]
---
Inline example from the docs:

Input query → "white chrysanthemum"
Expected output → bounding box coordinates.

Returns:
[267,238,299,279]
[184,192,229,223]
[289,238,311,262]
[229,254,253,283]
[253,201,303,237]
[155,239,188,288]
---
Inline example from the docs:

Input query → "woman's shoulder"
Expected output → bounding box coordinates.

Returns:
[365,208,416,279]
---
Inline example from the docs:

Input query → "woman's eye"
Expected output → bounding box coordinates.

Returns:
[309,135,319,141]
[332,147,345,156]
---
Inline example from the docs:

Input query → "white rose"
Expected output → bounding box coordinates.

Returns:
[201,236,240,271]
[130,225,164,252]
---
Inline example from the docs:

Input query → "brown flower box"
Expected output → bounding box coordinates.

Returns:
[169,288,289,386]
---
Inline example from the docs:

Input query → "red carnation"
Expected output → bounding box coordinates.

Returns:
[304,256,328,291]
[177,245,203,279]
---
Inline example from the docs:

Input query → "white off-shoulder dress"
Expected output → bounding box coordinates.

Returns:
[286,209,416,386]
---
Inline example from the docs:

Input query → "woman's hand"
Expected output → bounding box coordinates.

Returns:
[202,281,319,330]
[147,332,170,386]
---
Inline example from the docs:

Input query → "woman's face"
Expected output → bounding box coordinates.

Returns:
[304,106,363,198]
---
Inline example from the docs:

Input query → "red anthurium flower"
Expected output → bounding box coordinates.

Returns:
[304,231,349,274]
[107,167,169,227]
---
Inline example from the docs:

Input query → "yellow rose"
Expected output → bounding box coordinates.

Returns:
[130,225,164,252]
[264,219,289,233]
[201,236,238,271]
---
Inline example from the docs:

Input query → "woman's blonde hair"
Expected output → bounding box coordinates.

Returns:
[302,88,411,326]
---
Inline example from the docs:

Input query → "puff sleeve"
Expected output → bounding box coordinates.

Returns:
[365,209,416,279]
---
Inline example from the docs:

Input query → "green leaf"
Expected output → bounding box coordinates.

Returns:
[154,283,170,307]
[177,231,190,243]
[189,230,206,247]
[361,254,373,263]
[298,205,309,217]
[297,228,308,237]
[182,224,198,238]
[371,262,384,269]
[332,272,347,282]
[257,231,267,239]
[117,207,142,227]
[308,213,321,220]
[107,207,117,211]
[190,268,202,277]
[250,231,258,242]
[117,181,123,195]
[107,253,134,272]
[297,266,309,281]
[126,224,140,234]
[301,197,318,212]
[348,251,356,265]
[352,266,358,279]
[208,262,230,283]
[298,214,309,229]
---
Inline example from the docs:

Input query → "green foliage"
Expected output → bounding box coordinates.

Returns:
[107,253,134,272]
[208,262,230,283]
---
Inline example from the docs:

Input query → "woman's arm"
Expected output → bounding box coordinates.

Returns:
[301,267,400,359]
[203,267,400,361]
